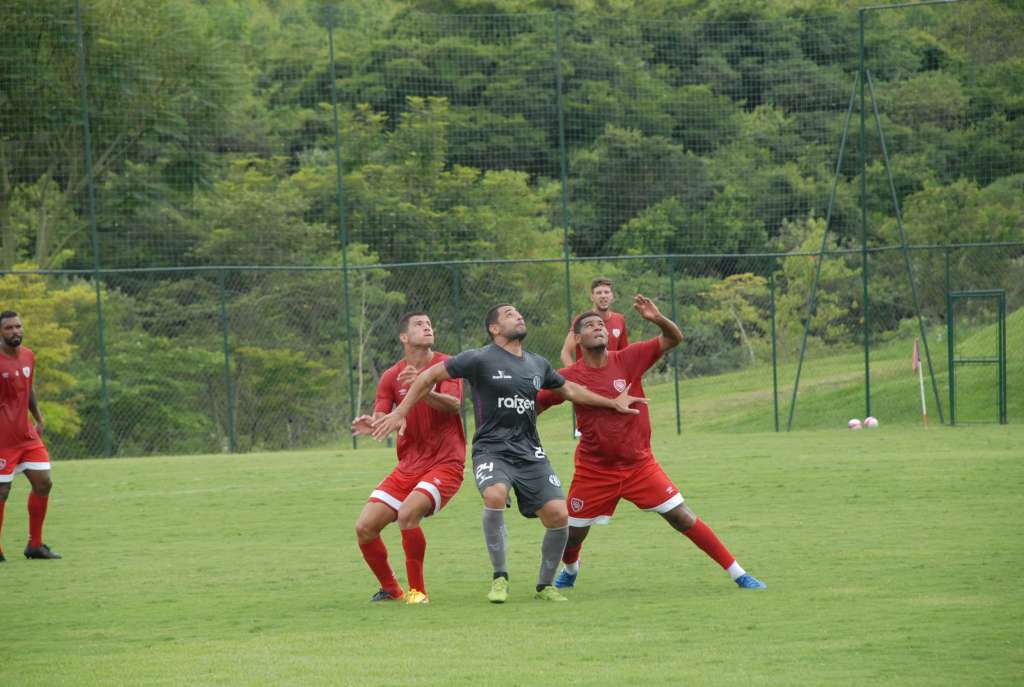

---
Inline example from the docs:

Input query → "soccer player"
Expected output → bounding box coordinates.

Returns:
[372,304,644,603]
[351,312,466,605]
[538,296,766,590]
[0,311,61,562]
[559,277,629,367]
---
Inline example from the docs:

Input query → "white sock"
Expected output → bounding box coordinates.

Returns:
[563,560,579,574]
[727,561,746,581]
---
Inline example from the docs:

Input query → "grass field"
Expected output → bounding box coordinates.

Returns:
[5,423,1023,686]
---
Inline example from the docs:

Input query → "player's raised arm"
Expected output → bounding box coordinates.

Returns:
[559,329,576,367]
[633,294,682,352]
[555,380,646,415]
[371,362,453,441]
[397,363,461,414]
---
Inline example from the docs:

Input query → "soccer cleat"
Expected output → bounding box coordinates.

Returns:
[370,586,404,602]
[735,573,767,589]
[534,586,568,602]
[487,576,509,604]
[0,552,6,563]
[553,569,577,589]
[405,589,429,605]
[24,544,61,560]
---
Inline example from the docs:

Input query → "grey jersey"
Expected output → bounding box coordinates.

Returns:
[445,343,565,462]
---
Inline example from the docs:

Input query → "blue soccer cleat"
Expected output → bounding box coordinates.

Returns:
[735,573,767,589]
[554,569,577,589]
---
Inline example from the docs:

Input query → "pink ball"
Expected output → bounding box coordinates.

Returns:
[848,418,862,430]
[864,416,879,428]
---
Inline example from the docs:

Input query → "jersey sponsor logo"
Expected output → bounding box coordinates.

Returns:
[497,396,534,414]
[491,370,512,380]
[612,328,621,338]
[548,474,561,487]
[570,497,584,512]
[666,486,675,494]
[613,378,627,393]
[433,478,442,485]
[22,367,30,378]
[531,375,542,390]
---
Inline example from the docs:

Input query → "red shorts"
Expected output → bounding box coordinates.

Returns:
[0,443,50,483]
[566,457,684,527]
[368,462,465,516]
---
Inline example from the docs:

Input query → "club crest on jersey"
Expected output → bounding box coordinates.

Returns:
[612,328,621,338]
[548,474,561,487]
[570,497,584,512]
[532,375,542,390]
[613,378,627,393]
[0,459,6,470]
[22,367,30,378]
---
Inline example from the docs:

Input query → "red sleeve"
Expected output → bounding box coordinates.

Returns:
[619,338,662,380]
[436,376,463,402]
[620,317,629,347]
[537,366,572,411]
[373,367,398,414]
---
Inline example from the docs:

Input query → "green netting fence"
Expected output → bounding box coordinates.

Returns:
[0,1,1020,457]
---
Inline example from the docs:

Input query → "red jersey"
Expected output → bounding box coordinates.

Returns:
[0,346,44,450]
[539,338,662,467]
[573,311,628,361]
[374,351,466,474]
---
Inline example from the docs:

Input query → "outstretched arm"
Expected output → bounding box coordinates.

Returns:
[371,362,453,441]
[633,294,682,352]
[396,364,460,414]
[553,380,645,415]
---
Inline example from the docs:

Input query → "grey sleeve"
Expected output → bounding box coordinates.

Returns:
[541,359,566,389]
[444,348,480,380]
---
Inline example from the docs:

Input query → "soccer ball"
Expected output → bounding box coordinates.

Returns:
[864,416,879,428]
[848,418,862,430]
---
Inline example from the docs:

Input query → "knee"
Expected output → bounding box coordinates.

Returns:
[540,501,568,528]
[482,486,507,510]
[0,484,10,502]
[33,478,52,496]
[354,518,381,543]
[396,509,423,531]
[668,505,697,532]
[566,526,588,548]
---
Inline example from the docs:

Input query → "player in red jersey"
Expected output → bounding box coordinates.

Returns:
[0,311,61,562]
[559,277,629,367]
[351,312,466,604]
[538,296,766,590]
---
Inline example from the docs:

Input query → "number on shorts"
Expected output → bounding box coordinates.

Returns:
[475,462,494,484]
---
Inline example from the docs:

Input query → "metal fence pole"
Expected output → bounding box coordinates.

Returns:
[452,264,467,430]
[858,9,872,421]
[668,258,681,435]
[218,269,237,452]
[554,11,576,437]
[326,20,358,449]
[769,259,780,432]
[74,0,113,456]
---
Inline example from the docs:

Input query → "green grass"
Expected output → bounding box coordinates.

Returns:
[5,425,1024,685]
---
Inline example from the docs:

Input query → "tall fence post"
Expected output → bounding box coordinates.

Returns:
[218,269,237,453]
[451,264,467,430]
[668,258,681,435]
[74,0,113,456]
[769,258,780,433]
[554,11,576,437]
[858,9,872,421]
[326,17,358,449]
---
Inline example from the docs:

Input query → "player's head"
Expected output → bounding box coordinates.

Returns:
[485,304,526,342]
[573,311,607,352]
[590,277,615,312]
[0,311,23,348]
[398,311,433,348]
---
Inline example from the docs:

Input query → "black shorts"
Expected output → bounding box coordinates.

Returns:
[471,453,565,518]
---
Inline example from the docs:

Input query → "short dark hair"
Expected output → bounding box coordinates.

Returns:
[573,311,603,334]
[485,303,512,339]
[398,311,429,334]
[590,277,613,292]
[0,311,18,326]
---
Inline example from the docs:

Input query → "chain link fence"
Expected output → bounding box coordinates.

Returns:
[1,1,1020,456]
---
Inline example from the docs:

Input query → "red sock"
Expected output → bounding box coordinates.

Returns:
[401,527,427,593]
[358,536,402,597]
[27,493,48,548]
[0,500,6,554]
[562,544,582,565]
[682,519,735,570]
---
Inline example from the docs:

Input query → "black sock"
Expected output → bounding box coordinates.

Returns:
[493,572,508,580]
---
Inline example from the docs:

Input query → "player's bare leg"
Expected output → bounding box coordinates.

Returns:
[555,525,590,589]
[661,503,765,589]
[534,499,569,601]
[482,483,510,603]
[356,501,404,600]
[0,482,10,562]
[397,491,434,604]
[23,469,59,560]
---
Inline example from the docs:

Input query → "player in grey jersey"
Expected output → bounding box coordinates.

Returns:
[373,303,644,603]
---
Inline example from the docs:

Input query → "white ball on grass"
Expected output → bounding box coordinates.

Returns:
[864,416,879,428]
[848,418,862,430]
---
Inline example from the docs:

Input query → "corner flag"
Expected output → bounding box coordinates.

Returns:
[913,338,927,426]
